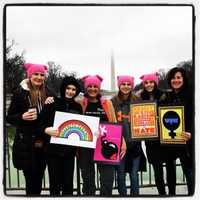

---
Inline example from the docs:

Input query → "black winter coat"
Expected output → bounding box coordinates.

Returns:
[6,81,53,169]
[39,97,83,157]
[159,89,194,165]
[138,89,164,164]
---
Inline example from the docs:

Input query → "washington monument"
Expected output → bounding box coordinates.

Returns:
[111,51,116,92]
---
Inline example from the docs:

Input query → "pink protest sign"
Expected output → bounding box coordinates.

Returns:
[94,123,122,165]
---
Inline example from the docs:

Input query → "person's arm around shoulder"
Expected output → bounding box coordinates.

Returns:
[39,99,58,137]
[75,96,86,114]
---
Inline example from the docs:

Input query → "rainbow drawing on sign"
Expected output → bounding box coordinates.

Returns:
[57,119,93,142]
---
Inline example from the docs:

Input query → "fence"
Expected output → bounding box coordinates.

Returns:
[4,124,187,196]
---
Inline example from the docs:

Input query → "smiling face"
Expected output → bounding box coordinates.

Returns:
[119,82,132,95]
[30,72,45,87]
[170,71,184,91]
[143,80,156,92]
[65,84,77,99]
[86,84,100,99]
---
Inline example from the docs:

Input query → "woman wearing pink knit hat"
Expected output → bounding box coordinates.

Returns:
[138,72,176,195]
[111,75,146,196]
[78,75,126,196]
[159,67,194,196]
[6,62,54,196]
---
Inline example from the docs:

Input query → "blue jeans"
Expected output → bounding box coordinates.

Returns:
[116,155,141,196]
[129,155,141,196]
[116,157,127,196]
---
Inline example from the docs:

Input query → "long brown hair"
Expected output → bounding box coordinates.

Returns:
[115,91,137,104]
[28,80,47,107]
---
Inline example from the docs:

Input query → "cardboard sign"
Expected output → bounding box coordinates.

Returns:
[94,123,122,165]
[130,102,158,140]
[50,111,100,148]
[159,106,185,144]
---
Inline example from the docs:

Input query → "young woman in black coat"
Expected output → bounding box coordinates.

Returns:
[6,63,54,196]
[160,67,194,195]
[39,75,83,196]
[138,72,176,195]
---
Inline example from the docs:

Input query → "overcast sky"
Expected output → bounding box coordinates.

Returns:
[6,5,193,90]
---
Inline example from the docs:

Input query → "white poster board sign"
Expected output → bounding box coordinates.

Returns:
[50,111,100,148]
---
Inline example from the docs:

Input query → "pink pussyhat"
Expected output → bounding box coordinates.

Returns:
[117,75,134,88]
[140,72,159,85]
[24,63,48,78]
[81,75,103,89]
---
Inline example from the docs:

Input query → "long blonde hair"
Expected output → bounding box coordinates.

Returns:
[28,80,47,107]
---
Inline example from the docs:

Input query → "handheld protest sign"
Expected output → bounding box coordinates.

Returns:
[130,102,158,140]
[51,111,99,148]
[94,122,122,165]
[159,106,185,144]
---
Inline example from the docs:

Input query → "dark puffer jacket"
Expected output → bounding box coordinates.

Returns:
[6,79,53,169]
[159,89,194,166]
[137,89,164,164]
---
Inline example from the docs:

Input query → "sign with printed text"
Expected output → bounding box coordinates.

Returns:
[50,111,100,148]
[130,102,158,140]
[94,123,122,165]
[159,106,185,144]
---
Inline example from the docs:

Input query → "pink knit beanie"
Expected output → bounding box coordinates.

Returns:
[117,75,134,88]
[81,75,103,89]
[24,63,48,78]
[140,72,159,85]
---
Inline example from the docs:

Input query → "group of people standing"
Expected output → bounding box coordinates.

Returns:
[6,62,194,196]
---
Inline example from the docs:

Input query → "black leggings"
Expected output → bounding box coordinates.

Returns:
[47,154,75,196]
[151,160,176,195]
[179,154,194,195]
[23,148,47,196]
